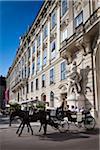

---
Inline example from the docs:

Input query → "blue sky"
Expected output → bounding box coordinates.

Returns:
[0,0,44,77]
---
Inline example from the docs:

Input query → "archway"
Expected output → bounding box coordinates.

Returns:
[50,91,54,107]
[41,93,46,102]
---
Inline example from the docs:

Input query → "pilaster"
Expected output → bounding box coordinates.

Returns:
[47,16,51,66]
[56,2,60,58]
[40,31,43,71]
[34,39,37,75]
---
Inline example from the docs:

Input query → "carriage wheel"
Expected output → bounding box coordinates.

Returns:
[58,121,69,133]
[84,117,95,130]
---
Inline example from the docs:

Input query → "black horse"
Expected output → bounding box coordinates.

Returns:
[9,109,59,136]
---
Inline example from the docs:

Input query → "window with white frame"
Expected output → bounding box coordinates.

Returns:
[50,91,54,107]
[61,61,66,80]
[28,66,30,77]
[37,34,41,47]
[51,11,56,29]
[32,43,35,53]
[31,81,33,92]
[22,69,24,79]
[43,48,47,65]
[28,48,31,59]
[61,0,69,16]
[75,11,83,28]
[26,83,29,93]
[51,40,56,60]
[25,66,26,78]
[50,68,54,84]
[37,55,40,70]
[42,74,46,87]
[36,78,39,90]
[22,57,24,66]
[32,62,35,74]
[61,28,68,42]
[43,25,48,39]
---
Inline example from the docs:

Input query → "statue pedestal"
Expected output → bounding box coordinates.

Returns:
[77,94,85,108]
[67,93,85,108]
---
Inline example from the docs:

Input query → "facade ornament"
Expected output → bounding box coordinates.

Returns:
[76,39,91,56]
[50,32,57,42]
[61,51,72,64]
[43,41,48,49]
[74,0,83,14]
[60,18,69,30]
[66,58,84,97]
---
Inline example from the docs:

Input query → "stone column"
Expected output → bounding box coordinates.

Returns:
[47,16,50,66]
[40,31,43,71]
[34,39,37,75]
[30,45,33,77]
[56,2,60,58]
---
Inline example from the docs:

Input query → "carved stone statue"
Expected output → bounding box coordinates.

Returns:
[67,59,84,96]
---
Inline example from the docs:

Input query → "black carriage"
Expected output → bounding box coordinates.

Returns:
[47,108,96,132]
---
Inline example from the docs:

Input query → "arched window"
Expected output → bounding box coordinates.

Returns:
[50,91,54,107]
[41,93,46,102]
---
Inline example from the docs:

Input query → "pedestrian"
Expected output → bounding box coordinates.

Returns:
[80,107,85,113]
[71,105,75,112]
[75,106,79,112]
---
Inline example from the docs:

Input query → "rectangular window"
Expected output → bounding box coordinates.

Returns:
[32,43,35,53]
[51,11,56,29]
[51,40,56,60]
[50,68,54,84]
[22,69,23,79]
[25,66,26,78]
[36,78,39,90]
[75,12,83,28]
[43,49,47,65]
[61,28,68,42]
[37,55,40,70]
[43,25,48,39]
[28,67,30,77]
[31,81,33,92]
[26,83,29,93]
[28,48,31,59]
[42,74,46,87]
[61,0,68,16]
[22,57,24,66]
[61,61,66,80]
[32,62,35,74]
[37,35,41,47]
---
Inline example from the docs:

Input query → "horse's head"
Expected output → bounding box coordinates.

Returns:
[9,109,21,126]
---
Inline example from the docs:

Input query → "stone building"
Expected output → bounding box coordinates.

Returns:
[0,76,6,109]
[6,0,99,122]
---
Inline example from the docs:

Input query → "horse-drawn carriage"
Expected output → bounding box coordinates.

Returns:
[9,107,96,136]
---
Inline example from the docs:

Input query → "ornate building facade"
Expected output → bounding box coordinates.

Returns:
[6,0,100,122]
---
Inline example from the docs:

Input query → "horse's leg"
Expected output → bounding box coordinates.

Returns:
[16,121,23,134]
[27,123,30,133]
[18,122,25,136]
[9,119,11,127]
[43,123,47,135]
[39,123,42,132]
[9,115,12,127]
[27,122,33,135]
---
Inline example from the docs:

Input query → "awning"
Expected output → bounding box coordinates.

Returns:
[19,99,40,105]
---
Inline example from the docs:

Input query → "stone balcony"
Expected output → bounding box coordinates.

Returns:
[11,78,28,92]
[60,8,100,63]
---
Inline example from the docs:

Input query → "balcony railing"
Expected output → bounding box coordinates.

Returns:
[84,8,100,32]
[11,78,28,92]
